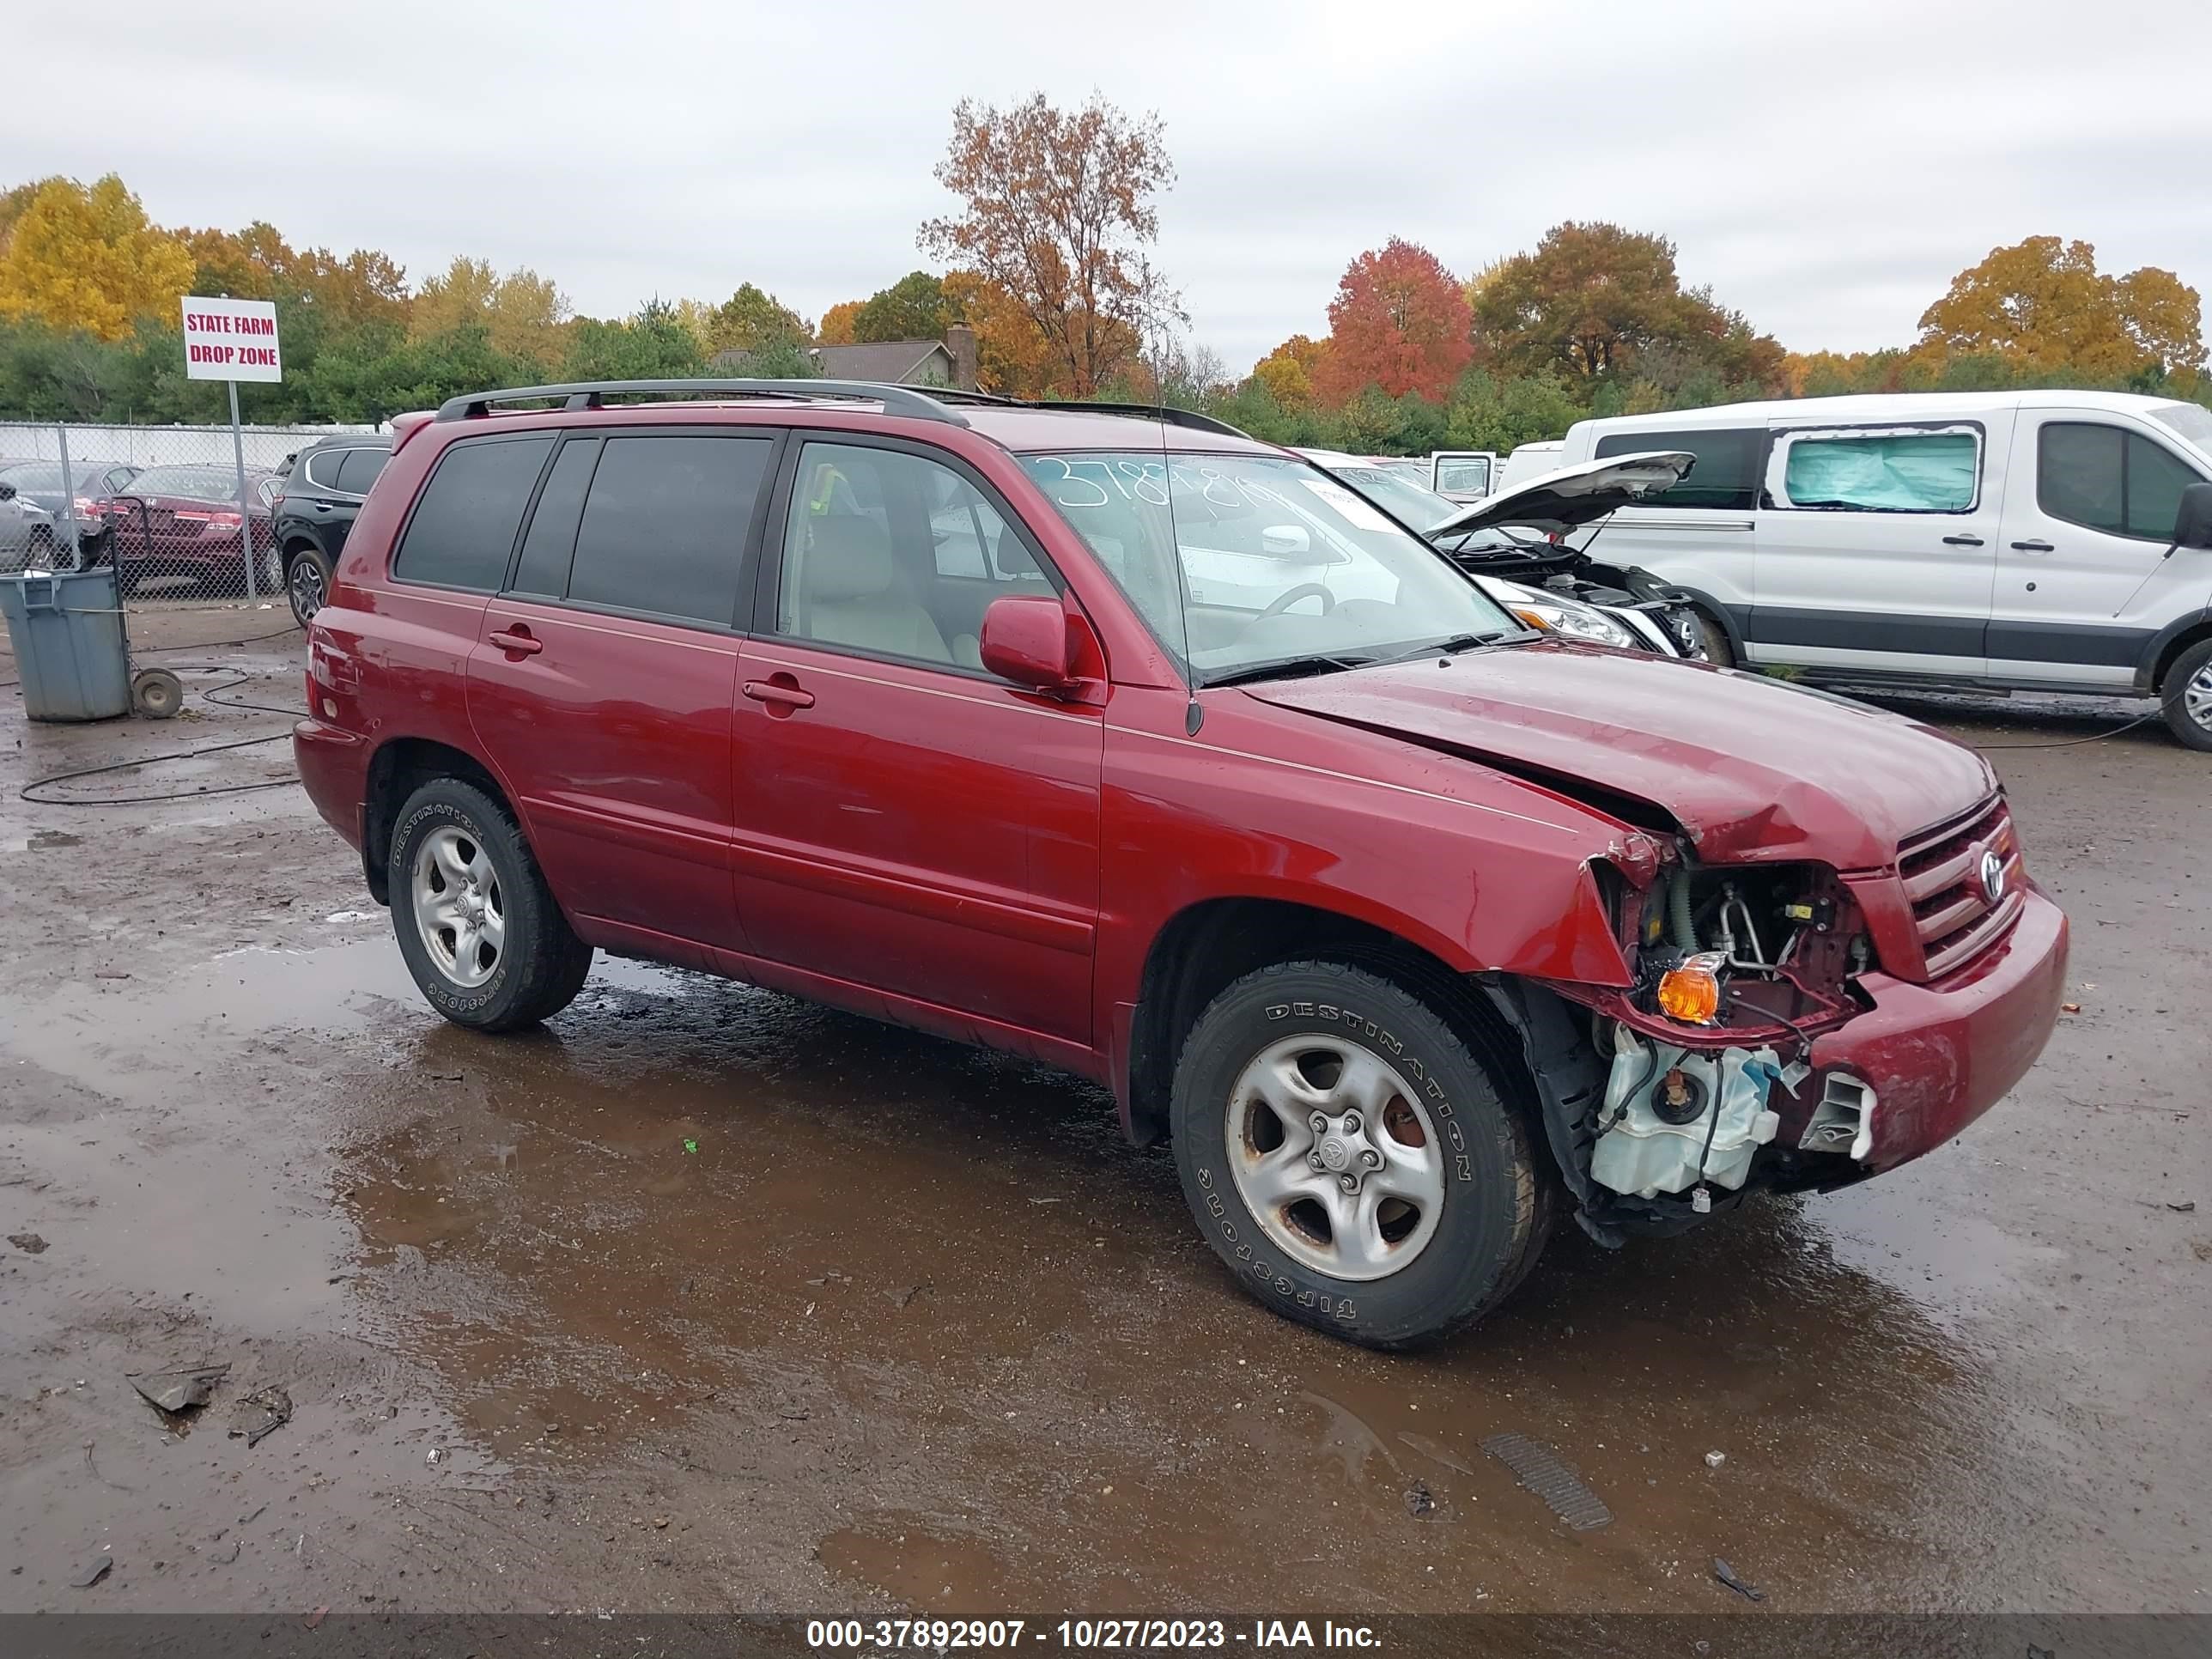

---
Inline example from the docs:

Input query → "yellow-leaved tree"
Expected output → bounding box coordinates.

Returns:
[0,174,197,340]
[411,256,572,368]
[1915,236,2206,382]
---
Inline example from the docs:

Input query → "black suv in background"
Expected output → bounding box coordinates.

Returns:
[272,434,392,624]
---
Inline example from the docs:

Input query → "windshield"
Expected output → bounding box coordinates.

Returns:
[0,465,72,492]
[2150,401,2212,459]
[1326,464,1458,532]
[128,466,261,503]
[1018,450,1515,682]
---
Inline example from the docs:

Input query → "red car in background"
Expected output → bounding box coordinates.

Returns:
[107,465,281,594]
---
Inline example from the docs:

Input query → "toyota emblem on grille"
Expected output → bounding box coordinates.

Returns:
[1976,845,2007,904]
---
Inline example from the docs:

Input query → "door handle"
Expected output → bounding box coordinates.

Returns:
[743,678,815,712]
[488,626,543,656]
[1942,533,1984,546]
[2010,538,2054,553]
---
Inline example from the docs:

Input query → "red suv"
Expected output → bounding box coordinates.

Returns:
[295,380,2068,1348]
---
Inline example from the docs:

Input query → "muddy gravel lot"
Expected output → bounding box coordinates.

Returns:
[0,609,2205,1620]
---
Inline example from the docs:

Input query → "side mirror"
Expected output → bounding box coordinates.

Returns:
[979,593,1079,693]
[1260,524,1311,557]
[2172,481,2212,550]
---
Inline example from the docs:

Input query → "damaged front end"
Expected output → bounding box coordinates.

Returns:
[1501,849,1892,1243]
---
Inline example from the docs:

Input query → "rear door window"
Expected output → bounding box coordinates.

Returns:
[563,434,773,624]
[1776,429,1980,513]
[510,438,600,599]
[335,447,390,495]
[1594,428,1762,510]
[393,436,554,592]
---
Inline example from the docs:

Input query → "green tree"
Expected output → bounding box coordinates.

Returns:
[853,271,954,343]
[560,299,708,380]
[707,283,810,356]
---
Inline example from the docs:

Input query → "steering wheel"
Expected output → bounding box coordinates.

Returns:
[1255,582,1336,621]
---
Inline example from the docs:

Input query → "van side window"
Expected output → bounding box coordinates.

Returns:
[565,434,773,624]
[393,436,555,592]
[1778,431,1978,513]
[2040,423,2206,540]
[1594,428,1760,510]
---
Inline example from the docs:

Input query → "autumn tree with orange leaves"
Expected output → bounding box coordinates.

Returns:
[1312,240,1471,406]
[920,93,1178,398]
[1915,236,2204,382]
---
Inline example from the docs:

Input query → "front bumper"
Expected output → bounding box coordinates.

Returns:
[1805,885,2067,1171]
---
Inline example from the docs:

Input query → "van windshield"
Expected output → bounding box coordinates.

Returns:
[1018,450,1516,683]
[2150,401,2212,458]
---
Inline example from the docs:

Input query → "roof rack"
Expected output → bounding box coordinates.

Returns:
[926,387,1255,441]
[1024,399,1255,440]
[433,379,969,427]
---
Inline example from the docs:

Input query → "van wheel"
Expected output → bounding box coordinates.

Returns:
[2162,638,2212,752]
[1690,607,1736,668]
[388,778,592,1031]
[1169,961,1549,1349]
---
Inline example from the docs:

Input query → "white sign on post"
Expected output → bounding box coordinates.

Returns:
[180,296,283,383]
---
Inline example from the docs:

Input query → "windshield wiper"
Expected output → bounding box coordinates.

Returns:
[1204,653,1376,689]
[1382,629,1520,664]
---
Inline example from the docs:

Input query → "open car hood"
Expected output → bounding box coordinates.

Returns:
[1429,450,1693,537]
[1239,645,1995,868]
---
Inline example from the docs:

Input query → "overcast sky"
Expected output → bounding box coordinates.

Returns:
[6,0,2209,374]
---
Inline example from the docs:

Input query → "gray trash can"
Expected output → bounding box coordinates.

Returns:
[0,567,131,722]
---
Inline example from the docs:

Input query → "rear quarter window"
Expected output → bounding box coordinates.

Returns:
[392,435,555,592]
[1593,428,1762,511]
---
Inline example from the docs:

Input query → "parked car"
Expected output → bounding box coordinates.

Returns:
[295,378,2067,1348]
[0,477,58,571]
[272,434,393,624]
[107,465,281,594]
[1552,391,2212,749]
[1428,449,1500,501]
[1296,447,1701,657]
[0,459,141,566]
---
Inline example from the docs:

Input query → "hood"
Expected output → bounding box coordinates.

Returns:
[1239,645,1995,868]
[1429,450,1693,537]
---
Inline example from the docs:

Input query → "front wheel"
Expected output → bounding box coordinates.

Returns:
[388,777,593,1030]
[2162,638,2212,752]
[1689,606,1736,668]
[1169,961,1550,1349]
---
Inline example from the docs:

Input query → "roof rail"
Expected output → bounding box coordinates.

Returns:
[924,387,1255,441]
[433,379,969,427]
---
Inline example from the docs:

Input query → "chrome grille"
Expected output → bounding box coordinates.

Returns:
[1897,795,2023,978]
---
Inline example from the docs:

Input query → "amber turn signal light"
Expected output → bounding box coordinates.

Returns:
[1656,951,1727,1025]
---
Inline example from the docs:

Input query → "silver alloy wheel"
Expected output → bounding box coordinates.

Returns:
[289,555,325,621]
[411,824,505,988]
[2187,661,2212,732]
[1225,1034,1446,1281]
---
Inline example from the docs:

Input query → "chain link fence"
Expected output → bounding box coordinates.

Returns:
[0,419,379,609]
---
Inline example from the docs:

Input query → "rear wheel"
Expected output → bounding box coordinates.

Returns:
[2161,638,2212,752]
[388,778,592,1030]
[1169,960,1550,1349]
[285,545,333,627]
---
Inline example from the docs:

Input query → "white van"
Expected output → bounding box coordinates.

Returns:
[1553,391,2212,748]
[1493,440,1563,494]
